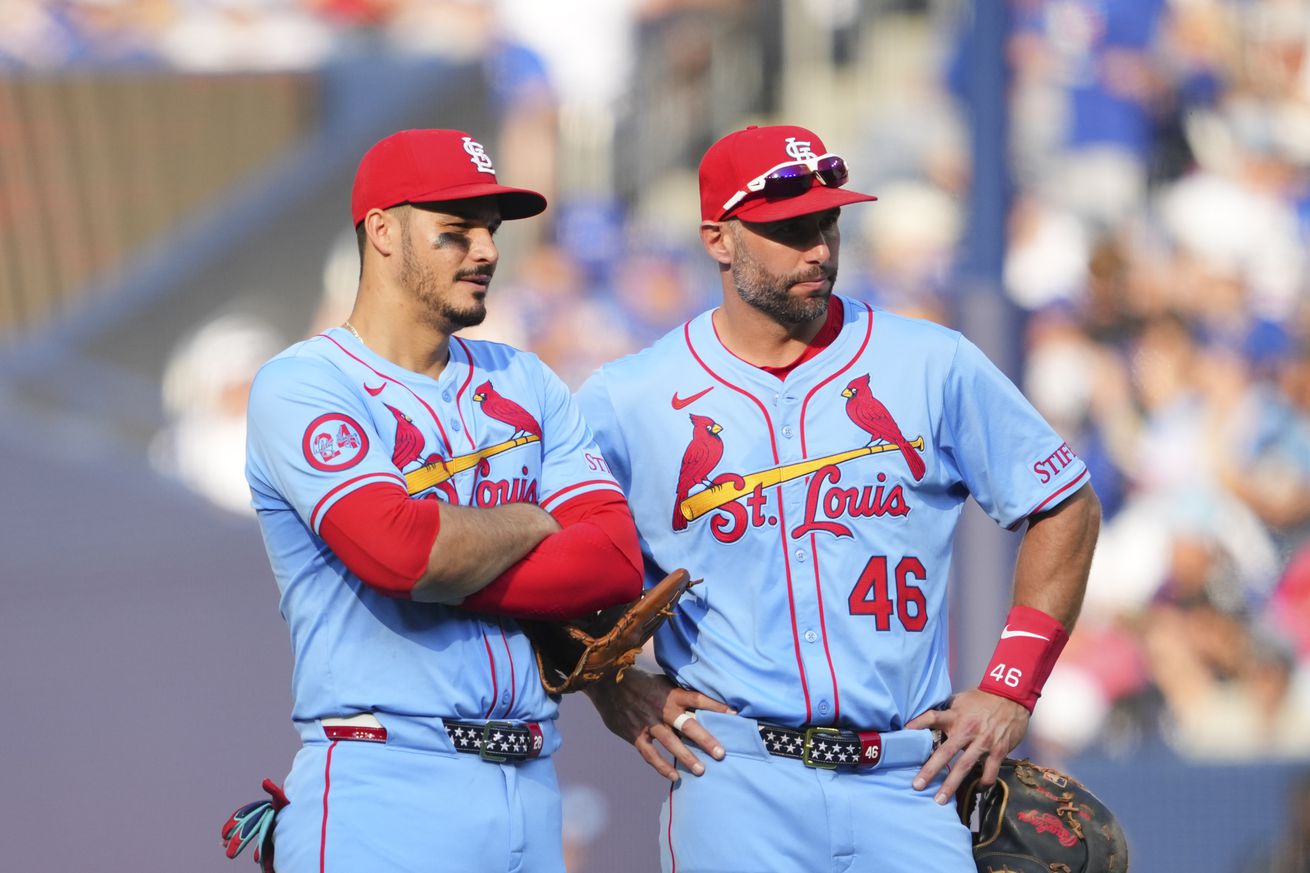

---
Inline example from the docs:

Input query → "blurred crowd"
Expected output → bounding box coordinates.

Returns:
[95,0,1310,772]
[2,0,500,70]
[0,0,657,79]
[999,0,1310,767]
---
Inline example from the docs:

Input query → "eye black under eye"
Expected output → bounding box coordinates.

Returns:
[436,231,472,249]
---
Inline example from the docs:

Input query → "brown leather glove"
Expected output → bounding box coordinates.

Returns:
[521,568,693,694]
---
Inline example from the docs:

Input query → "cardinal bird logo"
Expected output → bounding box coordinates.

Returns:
[384,403,426,470]
[473,380,542,438]
[841,374,926,481]
[672,414,725,530]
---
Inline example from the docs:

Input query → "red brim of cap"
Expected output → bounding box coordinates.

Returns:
[397,181,547,221]
[725,186,877,222]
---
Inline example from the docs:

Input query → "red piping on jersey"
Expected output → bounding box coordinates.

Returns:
[541,479,622,513]
[453,337,478,451]
[685,320,783,461]
[797,300,874,456]
[1013,468,1091,529]
[797,300,875,721]
[321,740,337,873]
[310,471,406,531]
[482,621,500,718]
[710,297,844,379]
[320,333,454,457]
[666,782,677,873]
[808,531,842,723]
[481,626,499,719]
[685,321,813,723]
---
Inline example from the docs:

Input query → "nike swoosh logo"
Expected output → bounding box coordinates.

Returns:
[364,382,386,396]
[999,627,1050,642]
[671,386,714,410]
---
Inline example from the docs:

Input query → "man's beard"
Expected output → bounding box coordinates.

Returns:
[400,231,491,331]
[731,248,835,325]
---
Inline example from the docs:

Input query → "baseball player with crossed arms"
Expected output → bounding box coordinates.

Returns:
[243,129,647,872]
[576,124,1102,871]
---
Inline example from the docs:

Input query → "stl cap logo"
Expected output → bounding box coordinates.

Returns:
[784,136,818,161]
[462,137,496,175]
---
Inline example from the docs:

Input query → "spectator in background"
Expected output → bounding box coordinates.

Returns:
[0,0,164,68]
[1146,604,1310,760]
[1219,347,1310,555]
[149,310,284,515]
[1004,197,1095,312]
[306,226,360,337]
[532,291,635,388]
[158,0,334,71]
[1008,0,1171,227]
[1023,308,1129,520]
[845,179,959,323]
[1269,544,1310,665]
[605,250,707,347]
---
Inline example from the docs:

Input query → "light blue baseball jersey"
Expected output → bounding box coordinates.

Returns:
[576,297,1089,731]
[246,327,623,726]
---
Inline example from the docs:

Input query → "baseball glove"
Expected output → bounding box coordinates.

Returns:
[521,568,693,694]
[956,758,1128,873]
[221,778,288,873]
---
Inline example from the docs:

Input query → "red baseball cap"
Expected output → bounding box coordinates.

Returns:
[350,129,547,226]
[699,124,877,222]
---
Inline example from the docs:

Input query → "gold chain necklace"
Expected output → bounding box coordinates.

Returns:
[342,321,364,343]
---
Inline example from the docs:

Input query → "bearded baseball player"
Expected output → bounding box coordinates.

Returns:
[243,129,650,873]
[575,124,1102,872]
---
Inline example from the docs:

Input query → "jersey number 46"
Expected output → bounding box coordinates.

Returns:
[847,555,928,632]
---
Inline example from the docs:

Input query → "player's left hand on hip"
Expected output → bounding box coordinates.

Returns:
[584,667,733,782]
[905,688,1030,805]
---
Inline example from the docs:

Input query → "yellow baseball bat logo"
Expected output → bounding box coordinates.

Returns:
[404,435,540,496]
[679,437,924,523]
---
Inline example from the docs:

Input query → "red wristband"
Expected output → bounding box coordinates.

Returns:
[978,605,1069,712]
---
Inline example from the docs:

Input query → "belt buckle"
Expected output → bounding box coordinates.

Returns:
[802,726,843,769]
[479,720,514,762]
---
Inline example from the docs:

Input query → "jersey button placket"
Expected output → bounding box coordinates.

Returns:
[777,394,799,459]
[436,381,464,438]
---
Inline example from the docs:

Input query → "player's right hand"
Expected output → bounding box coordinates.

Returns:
[906,688,1030,804]
[583,667,734,782]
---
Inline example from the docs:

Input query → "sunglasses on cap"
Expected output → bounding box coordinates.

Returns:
[719,153,850,218]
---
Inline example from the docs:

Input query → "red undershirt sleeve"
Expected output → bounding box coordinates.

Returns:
[461,489,644,620]
[319,484,644,618]
[319,482,443,597]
